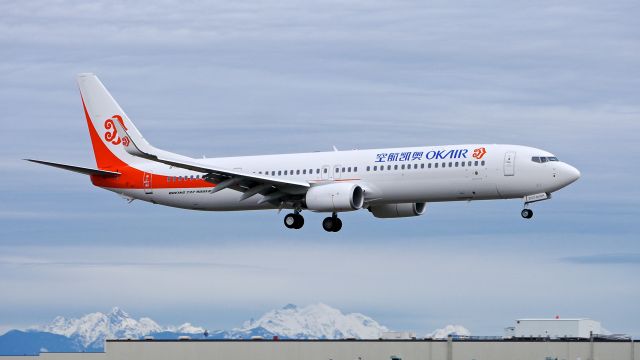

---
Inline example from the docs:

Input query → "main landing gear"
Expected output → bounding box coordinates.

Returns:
[322,213,342,232]
[284,212,304,229]
[283,211,343,232]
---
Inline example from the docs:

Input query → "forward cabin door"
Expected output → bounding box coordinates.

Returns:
[504,152,516,176]
[143,172,153,194]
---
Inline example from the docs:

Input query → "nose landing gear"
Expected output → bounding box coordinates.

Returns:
[521,208,533,219]
[322,213,342,232]
[284,212,304,229]
[521,192,551,220]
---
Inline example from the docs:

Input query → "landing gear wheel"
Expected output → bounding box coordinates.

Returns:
[332,218,342,232]
[284,213,304,229]
[521,209,533,219]
[322,215,342,232]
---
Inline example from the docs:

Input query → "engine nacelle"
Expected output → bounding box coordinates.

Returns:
[305,183,364,212]
[369,202,426,218]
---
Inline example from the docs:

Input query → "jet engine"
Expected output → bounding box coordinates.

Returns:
[368,202,426,218]
[305,183,364,212]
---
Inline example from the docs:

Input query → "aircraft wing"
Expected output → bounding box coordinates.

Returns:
[111,120,310,203]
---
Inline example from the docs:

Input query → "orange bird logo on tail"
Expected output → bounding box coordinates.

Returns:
[103,115,127,145]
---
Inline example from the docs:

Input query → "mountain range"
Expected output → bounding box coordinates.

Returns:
[0,303,469,355]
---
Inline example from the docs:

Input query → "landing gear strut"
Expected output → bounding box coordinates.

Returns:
[284,212,304,229]
[322,213,342,232]
[521,192,551,220]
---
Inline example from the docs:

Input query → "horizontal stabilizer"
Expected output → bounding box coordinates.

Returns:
[25,159,121,177]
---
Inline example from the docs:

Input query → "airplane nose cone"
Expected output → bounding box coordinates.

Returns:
[563,164,581,185]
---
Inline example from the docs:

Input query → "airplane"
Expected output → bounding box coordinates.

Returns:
[27,74,581,232]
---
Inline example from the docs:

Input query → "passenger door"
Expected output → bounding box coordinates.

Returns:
[504,152,516,176]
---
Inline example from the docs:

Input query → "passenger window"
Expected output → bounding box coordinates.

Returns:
[335,167,339,173]
[455,162,459,167]
[373,166,377,171]
[295,170,299,175]
[394,165,398,170]
[468,161,472,166]
[367,166,370,171]
[428,163,432,168]
[302,169,306,174]
[354,167,357,172]
[442,162,446,168]
[278,171,282,175]
[461,162,465,167]
[284,170,288,175]
[414,164,418,169]
[342,167,345,173]
[474,161,478,166]
[401,164,405,170]
[434,163,438,168]
[323,168,328,173]
[481,160,485,166]
[348,167,351,172]
[448,162,452,167]
[387,165,391,170]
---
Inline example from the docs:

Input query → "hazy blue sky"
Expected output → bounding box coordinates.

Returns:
[1,0,639,336]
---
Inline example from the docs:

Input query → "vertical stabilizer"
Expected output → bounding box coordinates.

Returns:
[77,73,149,170]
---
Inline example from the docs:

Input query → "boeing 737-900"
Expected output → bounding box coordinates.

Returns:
[27,74,581,232]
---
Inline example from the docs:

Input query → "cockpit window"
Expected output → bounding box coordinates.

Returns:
[532,156,559,163]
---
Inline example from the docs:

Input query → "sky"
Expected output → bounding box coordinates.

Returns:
[1,0,639,337]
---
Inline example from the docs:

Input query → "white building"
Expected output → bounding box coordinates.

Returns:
[513,318,602,338]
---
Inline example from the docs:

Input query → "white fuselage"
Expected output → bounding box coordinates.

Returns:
[106,144,580,212]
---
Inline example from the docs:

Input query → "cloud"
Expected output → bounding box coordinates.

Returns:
[562,253,640,265]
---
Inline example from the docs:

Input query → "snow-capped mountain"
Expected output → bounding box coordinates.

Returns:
[33,307,199,349]
[167,323,206,334]
[1,303,470,355]
[229,303,389,339]
[427,324,471,339]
